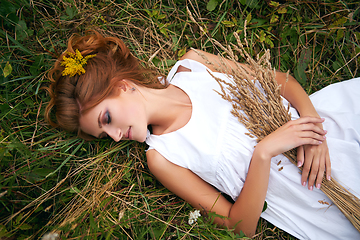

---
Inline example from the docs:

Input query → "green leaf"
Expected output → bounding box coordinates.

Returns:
[246,13,252,24]
[207,0,218,12]
[171,36,178,52]
[355,32,360,42]
[158,23,170,38]
[336,29,344,41]
[24,98,34,107]
[222,20,235,27]
[294,68,308,85]
[89,212,97,230]
[265,36,274,48]
[164,59,177,66]
[294,48,312,84]
[277,7,287,14]
[259,30,266,42]
[330,16,347,28]
[157,14,166,20]
[160,28,169,38]
[0,1,17,15]
[19,223,32,230]
[152,9,159,18]
[15,213,23,225]
[0,225,9,238]
[30,55,44,76]
[332,61,342,72]
[269,1,280,7]
[66,6,77,19]
[240,0,260,9]
[252,18,267,27]
[270,14,279,23]
[178,48,186,57]
[3,62,12,77]
[15,20,29,42]
[69,186,80,194]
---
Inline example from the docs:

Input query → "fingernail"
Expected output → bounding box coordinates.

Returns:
[297,162,302,167]
[318,141,323,144]
[302,181,306,187]
[316,184,321,189]
[323,136,326,139]
[309,186,313,191]
[327,176,331,181]
[324,130,327,134]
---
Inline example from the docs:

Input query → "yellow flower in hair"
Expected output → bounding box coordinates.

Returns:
[61,49,96,77]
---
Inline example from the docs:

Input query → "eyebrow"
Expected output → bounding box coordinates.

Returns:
[98,111,102,128]
[97,111,106,139]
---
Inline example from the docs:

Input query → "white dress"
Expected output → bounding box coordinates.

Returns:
[145,59,360,240]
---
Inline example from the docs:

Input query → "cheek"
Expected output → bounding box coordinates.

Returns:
[125,102,143,119]
[115,98,145,126]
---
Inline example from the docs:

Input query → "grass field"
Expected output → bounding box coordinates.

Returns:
[1,0,359,239]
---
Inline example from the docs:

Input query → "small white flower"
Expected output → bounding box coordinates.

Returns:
[188,209,201,225]
[41,232,59,240]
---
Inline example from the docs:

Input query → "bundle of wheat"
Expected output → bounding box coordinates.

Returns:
[198,31,360,232]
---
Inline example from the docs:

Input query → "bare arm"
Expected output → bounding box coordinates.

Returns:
[180,49,331,189]
[147,116,326,236]
[147,148,271,237]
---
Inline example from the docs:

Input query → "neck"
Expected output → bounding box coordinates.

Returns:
[139,84,192,135]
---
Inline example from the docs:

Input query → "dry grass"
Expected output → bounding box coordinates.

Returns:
[1,0,359,239]
[205,30,360,233]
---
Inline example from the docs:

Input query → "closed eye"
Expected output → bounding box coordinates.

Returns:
[104,110,111,125]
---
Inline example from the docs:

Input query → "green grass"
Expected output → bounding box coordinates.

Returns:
[0,0,359,239]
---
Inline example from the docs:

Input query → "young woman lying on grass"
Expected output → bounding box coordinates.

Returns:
[45,31,360,239]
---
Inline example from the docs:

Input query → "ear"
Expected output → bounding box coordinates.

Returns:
[115,79,131,93]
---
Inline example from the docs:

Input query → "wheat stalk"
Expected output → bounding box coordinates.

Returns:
[199,32,360,232]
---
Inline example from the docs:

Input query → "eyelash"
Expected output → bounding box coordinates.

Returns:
[104,110,111,125]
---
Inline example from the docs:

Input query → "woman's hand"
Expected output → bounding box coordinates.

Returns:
[255,117,327,160]
[297,141,331,190]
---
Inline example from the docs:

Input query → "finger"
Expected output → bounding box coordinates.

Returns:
[315,148,326,189]
[298,131,326,143]
[325,150,331,181]
[298,123,327,136]
[307,150,319,190]
[301,150,312,187]
[308,146,325,190]
[297,136,323,147]
[297,146,304,167]
[293,116,325,125]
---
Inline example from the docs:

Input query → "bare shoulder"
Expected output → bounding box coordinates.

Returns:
[146,149,167,172]
[180,49,219,72]
[180,49,248,72]
[146,149,192,178]
[180,49,207,62]
[146,149,233,226]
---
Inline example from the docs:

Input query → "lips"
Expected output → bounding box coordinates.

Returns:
[125,127,131,140]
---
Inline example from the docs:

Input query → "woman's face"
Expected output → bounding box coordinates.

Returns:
[79,87,148,142]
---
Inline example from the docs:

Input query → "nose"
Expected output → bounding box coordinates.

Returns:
[105,127,122,142]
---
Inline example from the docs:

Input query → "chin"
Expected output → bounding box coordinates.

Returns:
[138,136,147,143]
[132,128,148,143]
[138,133,149,143]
